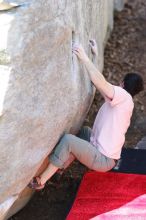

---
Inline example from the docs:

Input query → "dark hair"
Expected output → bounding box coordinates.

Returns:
[123,73,144,97]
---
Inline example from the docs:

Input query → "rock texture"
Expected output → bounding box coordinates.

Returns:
[0,0,124,219]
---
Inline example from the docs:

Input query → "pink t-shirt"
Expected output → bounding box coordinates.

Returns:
[90,86,134,159]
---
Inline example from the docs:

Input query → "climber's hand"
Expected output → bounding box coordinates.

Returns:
[89,39,98,56]
[72,44,89,63]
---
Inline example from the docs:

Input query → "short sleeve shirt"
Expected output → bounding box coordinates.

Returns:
[90,86,134,159]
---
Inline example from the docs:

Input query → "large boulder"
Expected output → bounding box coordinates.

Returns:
[0,0,124,219]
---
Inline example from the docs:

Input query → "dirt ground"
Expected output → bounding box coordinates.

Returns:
[10,0,146,219]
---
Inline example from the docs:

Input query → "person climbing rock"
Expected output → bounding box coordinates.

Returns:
[28,40,144,190]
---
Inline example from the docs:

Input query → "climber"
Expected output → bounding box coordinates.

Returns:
[28,40,144,190]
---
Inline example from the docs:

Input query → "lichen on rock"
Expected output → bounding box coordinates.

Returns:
[0,50,10,65]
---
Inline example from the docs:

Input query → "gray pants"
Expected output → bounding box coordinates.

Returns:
[49,126,115,172]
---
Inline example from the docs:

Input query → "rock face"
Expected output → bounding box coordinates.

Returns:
[0,0,124,219]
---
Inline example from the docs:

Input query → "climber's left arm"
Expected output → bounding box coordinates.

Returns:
[73,43,114,100]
